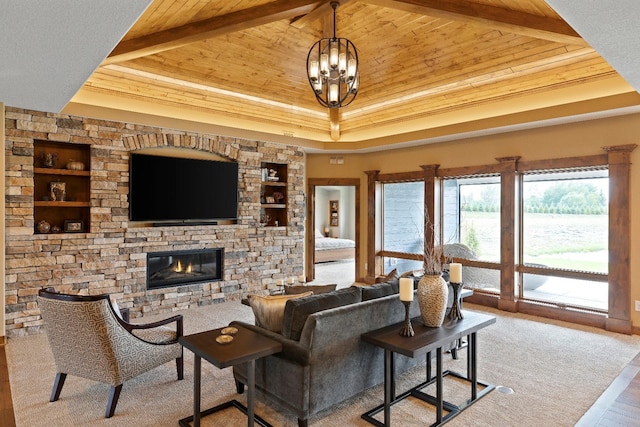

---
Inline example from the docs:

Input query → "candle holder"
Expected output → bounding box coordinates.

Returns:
[448,282,464,320]
[399,300,415,337]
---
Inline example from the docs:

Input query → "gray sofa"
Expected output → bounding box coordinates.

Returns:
[231,283,425,427]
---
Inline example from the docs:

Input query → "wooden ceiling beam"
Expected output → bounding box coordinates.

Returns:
[290,0,354,29]
[291,0,333,29]
[104,0,321,65]
[362,0,588,46]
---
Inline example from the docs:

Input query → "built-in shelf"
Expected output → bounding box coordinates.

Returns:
[260,162,288,227]
[34,167,91,177]
[34,140,91,234]
[34,201,91,208]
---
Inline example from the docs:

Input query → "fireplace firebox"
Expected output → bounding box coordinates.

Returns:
[147,248,223,290]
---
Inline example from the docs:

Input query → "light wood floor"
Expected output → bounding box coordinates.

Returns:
[1,344,639,426]
[576,351,640,426]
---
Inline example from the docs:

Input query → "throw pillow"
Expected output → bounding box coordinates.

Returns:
[281,286,362,341]
[361,282,400,301]
[248,292,313,333]
[284,284,337,295]
[375,268,399,284]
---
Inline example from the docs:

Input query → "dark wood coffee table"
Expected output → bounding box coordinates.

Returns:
[178,325,282,427]
[361,310,496,427]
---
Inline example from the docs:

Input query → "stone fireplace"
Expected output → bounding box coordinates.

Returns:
[4,108,305,338]
[147,248,223,290]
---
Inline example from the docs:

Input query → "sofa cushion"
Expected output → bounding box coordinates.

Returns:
[361,281,400,301]
[248,292,313,333]
[284,284,337,295]
[281,286,363,341]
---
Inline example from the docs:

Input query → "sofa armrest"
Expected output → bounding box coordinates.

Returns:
[230,320,311,365]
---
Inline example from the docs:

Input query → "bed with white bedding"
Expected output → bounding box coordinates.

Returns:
[315,230,355,263]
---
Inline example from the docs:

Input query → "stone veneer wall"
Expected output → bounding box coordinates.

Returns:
[4,107,305,337]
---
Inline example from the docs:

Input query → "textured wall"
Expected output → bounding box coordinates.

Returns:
[4,108,305,337]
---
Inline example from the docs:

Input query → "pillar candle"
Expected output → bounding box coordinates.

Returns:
[450,263,462,283]
[399,278,414,301]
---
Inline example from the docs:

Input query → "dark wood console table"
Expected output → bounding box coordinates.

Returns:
[179,325,282,427]
[361,310,496,426]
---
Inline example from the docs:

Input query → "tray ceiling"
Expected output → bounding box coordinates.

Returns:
[4,1,640,150]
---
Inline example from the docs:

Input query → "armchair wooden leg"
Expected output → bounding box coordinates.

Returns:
[105,384,123,418]
[235,379,245,394]
[50,372,67,402]
[176,356,184,380]
[298,418,308,427]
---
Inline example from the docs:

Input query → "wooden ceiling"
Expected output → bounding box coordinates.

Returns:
[73,0,636,148]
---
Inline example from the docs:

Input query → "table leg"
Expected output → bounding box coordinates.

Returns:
[470,332,478,400]
[194,354,201,427]
[436,347,443,423]
[466,333,471,378]
[426,351,432,381]
[384,349,392,426]
[390,351,395,400]
[247,359,255,427]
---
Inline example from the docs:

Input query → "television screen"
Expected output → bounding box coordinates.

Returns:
[129,153,239,223]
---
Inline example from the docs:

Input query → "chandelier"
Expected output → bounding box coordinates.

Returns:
[306,1,359,108]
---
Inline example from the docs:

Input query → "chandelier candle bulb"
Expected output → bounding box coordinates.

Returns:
[329,84,339,104]
[450,263,462,283]
[330,43,339,68]
[339,52,347,73]
[347,58,356,79]
[309,61,319,81]
[320,54,329,74]
[399,278,414,302]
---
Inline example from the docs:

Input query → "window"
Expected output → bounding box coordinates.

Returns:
[520,170,608,310]
[442,176,501,291]
[371,146,632,329]
[382,181,424,274]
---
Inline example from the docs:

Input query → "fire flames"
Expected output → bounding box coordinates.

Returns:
[174,260,193,274]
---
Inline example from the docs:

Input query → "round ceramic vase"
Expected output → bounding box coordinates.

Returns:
[417,274,449,327]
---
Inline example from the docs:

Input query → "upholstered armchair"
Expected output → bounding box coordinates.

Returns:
[37,288,184,418]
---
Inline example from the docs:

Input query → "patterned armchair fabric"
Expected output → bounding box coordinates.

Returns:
[37,288,184,418]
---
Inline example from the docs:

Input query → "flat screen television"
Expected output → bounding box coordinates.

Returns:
[129,152,239,223]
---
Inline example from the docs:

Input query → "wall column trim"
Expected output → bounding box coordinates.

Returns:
[496,156,519,312]
[365,170,379,282]
[420,164,439,262]
[603,144,636,334]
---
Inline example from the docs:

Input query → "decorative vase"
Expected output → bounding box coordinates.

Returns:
[37,220,51,234]
[417,274,449,327]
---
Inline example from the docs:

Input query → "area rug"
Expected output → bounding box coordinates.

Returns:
[7,301,640,426]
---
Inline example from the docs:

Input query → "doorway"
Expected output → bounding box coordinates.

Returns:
[306,178,361,284]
